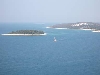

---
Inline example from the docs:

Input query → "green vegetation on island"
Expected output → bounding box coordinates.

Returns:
[8,30,44,34]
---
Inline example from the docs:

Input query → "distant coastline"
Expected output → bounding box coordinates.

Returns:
[48,22,100,32]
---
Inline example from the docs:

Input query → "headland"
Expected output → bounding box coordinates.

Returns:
[48,22,100,32]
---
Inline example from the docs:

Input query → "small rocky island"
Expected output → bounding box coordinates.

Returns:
[2,30,46,35]
[49,22,100,32]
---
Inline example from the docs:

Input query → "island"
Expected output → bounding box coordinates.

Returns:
[48,22,100,32]
[1,30,46,36]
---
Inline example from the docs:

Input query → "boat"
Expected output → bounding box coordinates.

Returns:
[54,37,57,42]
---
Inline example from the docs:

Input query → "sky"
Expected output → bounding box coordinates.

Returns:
[0,0,100,23]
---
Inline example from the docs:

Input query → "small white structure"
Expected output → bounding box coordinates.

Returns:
[54,37,57,42]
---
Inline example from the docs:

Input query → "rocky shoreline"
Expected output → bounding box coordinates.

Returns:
[50,22,100,32]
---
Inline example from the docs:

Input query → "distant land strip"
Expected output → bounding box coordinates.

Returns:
[1,30,46,36]
[1,33,46,36]
[47,22,100,32]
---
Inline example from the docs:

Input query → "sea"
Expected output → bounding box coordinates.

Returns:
[0,23,100,75]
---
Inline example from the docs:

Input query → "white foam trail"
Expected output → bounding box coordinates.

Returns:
[92,31,100,32]
[46,27,51,28]
[80,29,92,30]
[55,28,67,29]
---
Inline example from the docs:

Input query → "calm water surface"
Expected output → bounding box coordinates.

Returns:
[0,23,100,75]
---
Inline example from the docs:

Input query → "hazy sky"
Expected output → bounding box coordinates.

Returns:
[0,0,100,23]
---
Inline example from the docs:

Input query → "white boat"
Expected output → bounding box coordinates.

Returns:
[54,37,57,42]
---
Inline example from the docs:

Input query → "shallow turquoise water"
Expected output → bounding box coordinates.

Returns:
[0,23,100,75]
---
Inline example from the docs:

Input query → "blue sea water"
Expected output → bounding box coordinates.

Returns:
[0,23,100,75]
